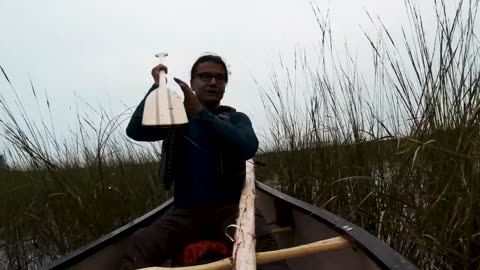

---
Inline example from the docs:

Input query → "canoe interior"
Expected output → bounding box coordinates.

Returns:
[255,187,380,270]
[44,182,416,270]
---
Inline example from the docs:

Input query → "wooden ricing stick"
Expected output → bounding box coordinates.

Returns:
[136,236,351,270]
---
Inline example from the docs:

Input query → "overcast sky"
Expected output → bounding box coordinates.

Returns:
[0,0,438,152]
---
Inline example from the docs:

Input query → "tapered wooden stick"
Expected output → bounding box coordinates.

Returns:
[137,236,351,270]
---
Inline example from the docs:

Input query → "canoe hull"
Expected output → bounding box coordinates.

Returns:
[44,182,417,270]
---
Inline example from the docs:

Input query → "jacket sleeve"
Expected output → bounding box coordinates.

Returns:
[126,84,170,141]
[193,109,259,160]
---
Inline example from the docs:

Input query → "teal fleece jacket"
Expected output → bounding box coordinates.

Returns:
[126,84,259,207]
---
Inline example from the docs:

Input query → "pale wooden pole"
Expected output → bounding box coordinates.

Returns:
[231,159,257,270]
[137,236,351,270]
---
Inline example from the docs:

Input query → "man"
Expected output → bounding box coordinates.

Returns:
[122,54,289,269]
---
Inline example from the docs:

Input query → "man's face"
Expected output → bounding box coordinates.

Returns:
[190,61,227,107]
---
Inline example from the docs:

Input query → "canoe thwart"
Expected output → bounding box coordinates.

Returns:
[137,236,351,270]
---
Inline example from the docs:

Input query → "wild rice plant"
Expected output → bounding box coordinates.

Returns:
[255,0,480,269]
[0,73,170,269]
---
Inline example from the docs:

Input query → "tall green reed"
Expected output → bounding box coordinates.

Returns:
[255,0,480,269]
[0,73,169,269]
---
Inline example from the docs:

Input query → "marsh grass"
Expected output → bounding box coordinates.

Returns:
[1,0,479,269]
[0,75,171,269]
[255,0,480,269]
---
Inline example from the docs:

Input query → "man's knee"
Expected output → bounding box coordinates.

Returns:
[122,227,163,268]
[122,213,182,268]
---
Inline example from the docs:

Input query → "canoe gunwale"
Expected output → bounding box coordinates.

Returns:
[43,198,174,270]
[255,181,418,270]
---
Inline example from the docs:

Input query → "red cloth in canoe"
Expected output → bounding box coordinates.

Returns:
[175,240,231,266]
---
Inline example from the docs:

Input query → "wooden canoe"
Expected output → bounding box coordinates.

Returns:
[43,181,418,270]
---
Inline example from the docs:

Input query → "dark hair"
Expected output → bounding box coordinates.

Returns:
[190,54,229,83]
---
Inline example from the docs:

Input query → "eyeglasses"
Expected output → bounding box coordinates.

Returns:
[194,72,227,83]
